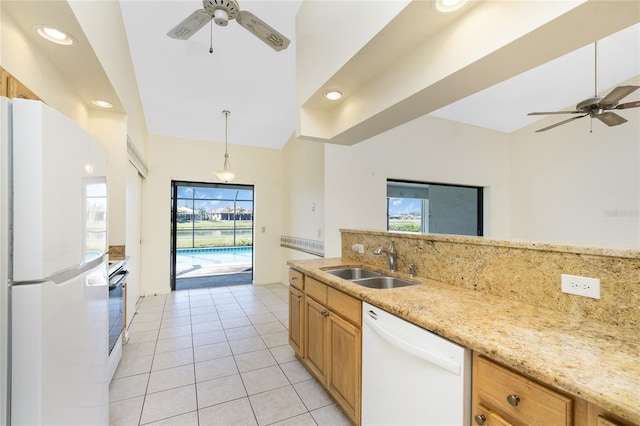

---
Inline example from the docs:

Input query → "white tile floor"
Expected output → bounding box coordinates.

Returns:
[109,283,353,426]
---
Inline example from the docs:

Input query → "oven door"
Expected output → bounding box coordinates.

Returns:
[108,270,128,354]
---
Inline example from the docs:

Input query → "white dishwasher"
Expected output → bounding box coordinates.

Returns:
[362,302,471,425]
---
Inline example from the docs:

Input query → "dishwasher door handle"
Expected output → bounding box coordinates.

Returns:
[364,311,461,375]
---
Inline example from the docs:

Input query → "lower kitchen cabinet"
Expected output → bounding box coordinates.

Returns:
[304,295,328,383]
[472,354,639,426]
[473,353,573,426]
[583,403,638,426]
[290,270,362,425]
[288,285,304,357]
[326,310,361,423]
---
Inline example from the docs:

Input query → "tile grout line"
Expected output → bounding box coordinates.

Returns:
[115,284,346,426]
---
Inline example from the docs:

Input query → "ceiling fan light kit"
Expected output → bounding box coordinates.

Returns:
[528,41,639,132]
[167,0,290,52]
[215,110,236,183]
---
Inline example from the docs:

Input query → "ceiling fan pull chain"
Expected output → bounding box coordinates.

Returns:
[209,17,214,54]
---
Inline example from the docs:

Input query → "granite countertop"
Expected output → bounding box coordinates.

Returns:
[288,257,640,424]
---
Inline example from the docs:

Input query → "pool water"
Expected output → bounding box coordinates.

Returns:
[176,247,252,268]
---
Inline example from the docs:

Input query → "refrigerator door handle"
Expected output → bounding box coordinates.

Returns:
[11,254,107,286]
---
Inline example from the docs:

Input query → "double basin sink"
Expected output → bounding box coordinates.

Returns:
[323,267,417,289]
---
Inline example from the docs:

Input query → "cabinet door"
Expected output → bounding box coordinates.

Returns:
[327,312,361,425]
[288,285,304,358]
[304,296,328,383]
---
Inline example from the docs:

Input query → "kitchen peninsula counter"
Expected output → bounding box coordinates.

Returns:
[288,257,640,425]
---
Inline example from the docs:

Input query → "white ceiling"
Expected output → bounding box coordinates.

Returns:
[119,0,301,149]
[3,1,639,148]
[118,1,639,148]
[429,22,640,133]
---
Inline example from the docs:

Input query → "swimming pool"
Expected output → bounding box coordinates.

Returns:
[176,247,252,268]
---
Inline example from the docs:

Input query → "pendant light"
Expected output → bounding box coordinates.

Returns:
[215,110,236,182]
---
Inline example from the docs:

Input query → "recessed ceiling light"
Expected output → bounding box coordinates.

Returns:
[34,25,77,46]
[324,90,343,101]
[432,0,468,13]
[92,100,113,109]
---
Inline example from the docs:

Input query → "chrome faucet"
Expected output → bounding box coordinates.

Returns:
[374,240,397,272]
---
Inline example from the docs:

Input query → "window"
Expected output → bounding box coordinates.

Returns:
[387,180,483,236]
[173,182,254,248]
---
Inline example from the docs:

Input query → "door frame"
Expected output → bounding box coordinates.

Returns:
[170,180,255,291]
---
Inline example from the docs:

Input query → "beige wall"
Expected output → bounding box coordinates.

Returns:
[1,10,89,127]
[87,110,128,246]
[508,76,640,249]
[141,133,284,295]
[67,0,148,159]
[322,115,511,256]
[280,134,326,280]
[281,103,638,287]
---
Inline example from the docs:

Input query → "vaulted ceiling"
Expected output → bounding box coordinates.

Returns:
[3,1,639,150]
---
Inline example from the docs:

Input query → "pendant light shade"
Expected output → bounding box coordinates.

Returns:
[215,110,236,182]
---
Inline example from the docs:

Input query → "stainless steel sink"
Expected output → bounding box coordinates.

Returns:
[351,276,417,289]
[324,267,382,280]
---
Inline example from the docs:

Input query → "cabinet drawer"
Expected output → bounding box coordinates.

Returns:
[475,356,572,426]
[327,288,361,326]
[306,277,328,304]
[289,268,304,290]
[474,404,514,426]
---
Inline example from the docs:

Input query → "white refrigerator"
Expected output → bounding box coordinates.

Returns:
[1,97,110,425]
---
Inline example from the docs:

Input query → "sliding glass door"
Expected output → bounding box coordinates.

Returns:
[170,181,254,290]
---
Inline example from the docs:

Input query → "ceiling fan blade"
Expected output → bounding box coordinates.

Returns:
[534,114,588,132]
[599,85,640,107]
[615,100,640,110]
[167,9,210,40]
[236,10,290,51]
[528,111,582,116]
[597,112,627,127]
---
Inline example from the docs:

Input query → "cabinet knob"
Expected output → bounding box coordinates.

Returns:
[507,394,520,406]
[322,311,329,318]
[474,414,486,425]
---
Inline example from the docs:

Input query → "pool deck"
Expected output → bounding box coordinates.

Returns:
[176,263,252,278]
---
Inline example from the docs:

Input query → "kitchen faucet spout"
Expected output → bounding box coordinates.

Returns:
[374,240,397,272]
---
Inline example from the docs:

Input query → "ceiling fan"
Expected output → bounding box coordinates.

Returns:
[167,0,290,52]
[528,42,640,132]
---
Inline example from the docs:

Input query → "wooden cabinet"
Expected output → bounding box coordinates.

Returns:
[473,354,573,426]
[326,308,361,421]
[473,405,514,426]
[304,295,328,382]
[290,270,362,425]
[583,403,637,426]
[0,67,41,100]
[288,269,304,358]
[288,285,304,357]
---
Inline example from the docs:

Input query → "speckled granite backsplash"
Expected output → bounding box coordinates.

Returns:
[108,245,126,260]
[341,229,640,330]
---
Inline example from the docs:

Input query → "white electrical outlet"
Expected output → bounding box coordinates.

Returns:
[561,274,601,299]
[351,243,364,254]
